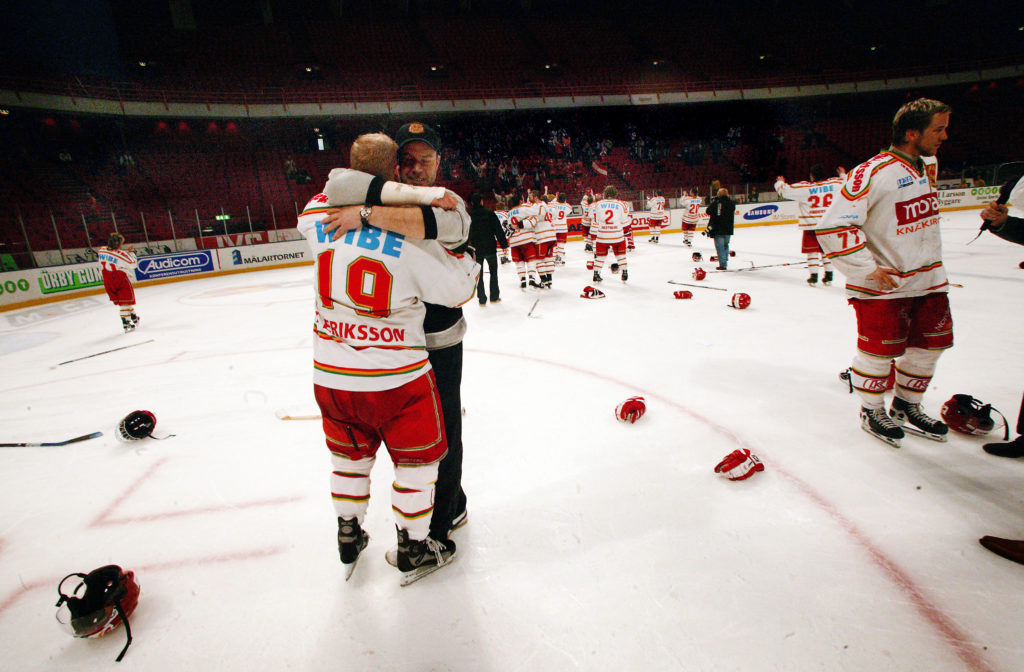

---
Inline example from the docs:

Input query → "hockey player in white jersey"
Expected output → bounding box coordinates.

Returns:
[549,192,573,265]
[507,192,542,289]
[774,165,843,285]
[297,133,479,584]
[97,233,140,333]
[590,185,631,282]
[680,190,702,247]
[646,190,667,243]
[816,98,953,448]
[532,190,557,288]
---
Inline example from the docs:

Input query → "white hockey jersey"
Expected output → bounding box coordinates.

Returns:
[97,247,138,274]
[546,202,573,235]
[774,177,845,229]
[682,197,703,224]
[533,201,556,244]
[297,195,479,392]
[646,195,667,220]
[507,203,540,247]
[590,198,630,244]
[816,150,948,299]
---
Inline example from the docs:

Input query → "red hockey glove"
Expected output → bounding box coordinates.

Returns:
[615,396,646,423]
[714,449,764,481]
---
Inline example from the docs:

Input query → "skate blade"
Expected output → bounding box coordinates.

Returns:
[399,555,456,587]
[900,425,948,442]
[343,558,360,581]
[861,424,902,448]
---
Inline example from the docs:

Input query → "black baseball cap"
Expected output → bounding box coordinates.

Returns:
[396,122,441,153]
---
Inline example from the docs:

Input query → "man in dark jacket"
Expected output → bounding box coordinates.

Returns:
[706,187,736,269]
[977,176,1024,566]
[468,192,509,305]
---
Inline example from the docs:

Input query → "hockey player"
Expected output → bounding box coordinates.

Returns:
[774,165,844,285]
[681,190,702,247]
[550,192,573,264]
[97,233,140,333]
[297,133,479,583]
[507,192,542,289]
[816,98,953,448]
[646,190,667,243]
[531,190,557,288]
[590,185,631,282]
[581,192,595,252]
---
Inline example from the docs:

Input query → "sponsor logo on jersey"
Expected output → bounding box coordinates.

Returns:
[743,205,779,221]
[896,194,940,226]
[897,176,914,189]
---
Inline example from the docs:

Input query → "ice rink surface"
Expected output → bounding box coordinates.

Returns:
[1,209,1022,671]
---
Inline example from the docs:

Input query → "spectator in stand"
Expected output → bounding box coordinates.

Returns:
[467,192,508,306]
[706,188,736,270]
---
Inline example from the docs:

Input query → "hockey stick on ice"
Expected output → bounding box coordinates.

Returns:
[56,339,155,367]
[0,431,103,448]
[668,280,729,292]
[527,298,540,317]
[275,408,321,421]
[708,260,809,273]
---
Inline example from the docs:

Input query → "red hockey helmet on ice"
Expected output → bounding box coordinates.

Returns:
[56,565,139,661]
[673,290,694,299]
[586,260,594,270]
[730,293,751,309]
[615,396,646,423]
[692,267,706,281]
[580,286,606,299]
[940,394,1007,438]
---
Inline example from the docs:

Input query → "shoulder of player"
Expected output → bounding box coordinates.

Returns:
[299,193,331,215]
[842,154,900,198]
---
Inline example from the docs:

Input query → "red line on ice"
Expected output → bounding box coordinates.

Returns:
[469,347,996,672]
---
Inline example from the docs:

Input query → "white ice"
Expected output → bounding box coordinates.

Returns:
[1,209,1022,672]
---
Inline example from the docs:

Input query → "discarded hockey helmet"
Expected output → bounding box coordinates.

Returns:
[692,267,707,281]
[730,293,751,310]
[615,396,646,423]
[692,252,702,262]
[580,286,606,299]
[56,565,139,662]
[586,260,595,270]
[610,262,620,274]
[117,410,156,441]
[709,255,718,262]
[673,290,694,299]
[941,394,1008,438]
[715,448,765,481]
[729,251,736,257]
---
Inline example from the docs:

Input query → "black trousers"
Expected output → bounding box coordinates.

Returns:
[476,251,500,302]
[428,341,465,539]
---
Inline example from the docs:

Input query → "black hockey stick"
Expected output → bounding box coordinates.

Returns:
[668,280,729,292]
[56,339,154,367]
[0,431,103,448]
[708,260,809,273]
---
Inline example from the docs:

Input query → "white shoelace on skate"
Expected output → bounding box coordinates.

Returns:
[424,537,446,565]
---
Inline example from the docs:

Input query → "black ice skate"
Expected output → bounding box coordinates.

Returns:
[889,397,949,442]
[584,242,593,252]
[684,239,692,247]
[130,313,140,326]
[807,273,819,286]
[529,277,542,288]
[823,271,833,286]
[621,268,629,282]
[396,528,456,586]
[593,270,602,282]
[122,318,136,334]
[520,278,527,289]
[338,517,369,581]
[861,406,904,448]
